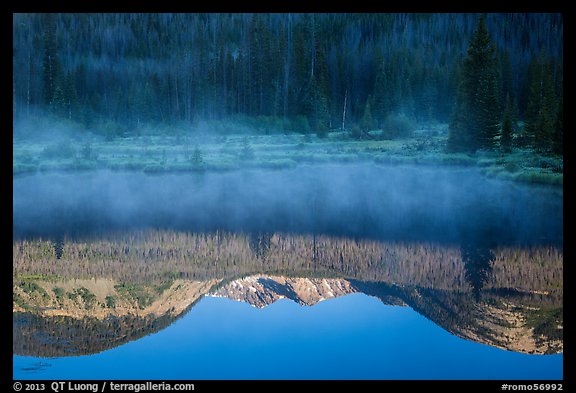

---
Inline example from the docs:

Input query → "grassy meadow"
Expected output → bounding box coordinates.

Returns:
[13,121,563,187]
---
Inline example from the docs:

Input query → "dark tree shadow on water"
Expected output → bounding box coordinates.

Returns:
[248,231,272,259]
[461,240,496,302]
[52,234,64,259]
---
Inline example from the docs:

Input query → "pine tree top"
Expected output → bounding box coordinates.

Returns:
[465,15,496,67]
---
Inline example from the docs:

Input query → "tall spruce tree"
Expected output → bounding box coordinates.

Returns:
[501,94,513,153]
[42,13,60,108]
[447,70,471,152]
[360,98,376,132]
[552,98,563,155]
[524,51,558,153]
[448,15,500,152]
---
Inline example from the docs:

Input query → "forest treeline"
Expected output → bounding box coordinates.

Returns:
[13,13,562,151]
[13,230,563,295]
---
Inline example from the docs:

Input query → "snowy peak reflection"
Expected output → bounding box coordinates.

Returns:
[13,230,562,356]
[209,275,360,308]
[211,274,562,355]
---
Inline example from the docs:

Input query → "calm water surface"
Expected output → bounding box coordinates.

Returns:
[13,294,562,380]
[13,165,563,380]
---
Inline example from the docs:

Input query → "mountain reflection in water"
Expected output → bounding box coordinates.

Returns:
[13,230,563,358]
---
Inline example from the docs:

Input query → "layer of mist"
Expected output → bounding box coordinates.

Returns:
[13,164,563,245]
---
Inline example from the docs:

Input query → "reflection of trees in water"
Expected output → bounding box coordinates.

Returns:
[13,231,466,287]
[13,303,193,358]
[248,232,272,259]
[461,241,495,300]
[13,230,562,296]
[13,229,563,357]
[52,234,64,260]
[15,273,563,357]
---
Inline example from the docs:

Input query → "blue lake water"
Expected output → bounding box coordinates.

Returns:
[13,168,564,380]
[13,293,563,380]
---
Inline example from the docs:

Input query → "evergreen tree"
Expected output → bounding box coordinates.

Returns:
[62,71,78,120]
[372,63,389,128]
[499,51,513,106]
[51,84,66,117]
[360,98,376,132]
[421,73,439,124]
[292,15,312,118]
[313,35,331,130]
[501,94,513,153]
[524,52,558,152]
[240,137,254,160]
[448,15,500,152]
[511,96,520,133]
[552,99,562,155]
[190,145,204,167]
[447,73,472,152]
[42,13,60,107]
[302,76,329,134]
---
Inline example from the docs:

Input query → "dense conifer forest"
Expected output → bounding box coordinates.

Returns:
[13,13,563,152]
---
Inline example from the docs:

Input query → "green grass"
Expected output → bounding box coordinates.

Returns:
[13,292,28,309]
[13,162,38,176]
[17,274,56,281]
[65,287,96,308]
[53,287,65,302]
[476,149,563,186]
[525,307,563,342]
[13,125,562,188]
[511,170,563,186]
[154,280,174,295]
[114,282,156,309]
[105,295,116,308]
[17,280,51,302]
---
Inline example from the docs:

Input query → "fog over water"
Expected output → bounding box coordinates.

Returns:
[13,164,562,245]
